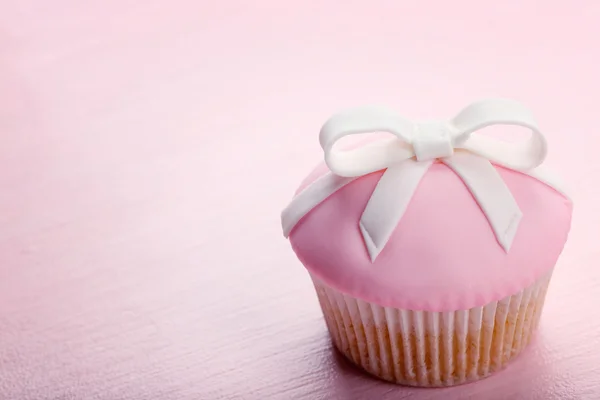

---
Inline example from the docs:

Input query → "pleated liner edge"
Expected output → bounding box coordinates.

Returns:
[312,271,552,387]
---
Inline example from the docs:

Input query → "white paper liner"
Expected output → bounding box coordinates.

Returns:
[312,271,552,387]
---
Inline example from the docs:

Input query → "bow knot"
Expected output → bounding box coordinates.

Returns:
[412,121,454,161]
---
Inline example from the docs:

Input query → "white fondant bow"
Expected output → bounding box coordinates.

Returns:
[281,99,559,262]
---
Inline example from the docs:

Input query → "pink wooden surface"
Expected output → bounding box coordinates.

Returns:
[1,1,599,399]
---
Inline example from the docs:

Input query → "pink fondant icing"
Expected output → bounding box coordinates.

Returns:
[289,162,572,312]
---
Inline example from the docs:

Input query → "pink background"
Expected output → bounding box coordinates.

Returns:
[0,1,599,399]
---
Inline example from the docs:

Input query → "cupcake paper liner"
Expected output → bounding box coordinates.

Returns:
[312,272,552,387]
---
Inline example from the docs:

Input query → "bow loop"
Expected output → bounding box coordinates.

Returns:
[451,99,547,170]
[319,106,415,177]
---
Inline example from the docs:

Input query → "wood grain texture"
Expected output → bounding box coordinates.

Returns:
[1,1,599,399]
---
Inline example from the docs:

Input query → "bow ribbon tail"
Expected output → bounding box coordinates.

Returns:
[359,159,434,261]
[442,152,522,251]
[281,173,357,237]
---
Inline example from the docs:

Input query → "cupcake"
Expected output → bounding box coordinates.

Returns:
[281,99,572,387]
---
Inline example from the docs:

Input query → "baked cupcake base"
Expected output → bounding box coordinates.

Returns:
[312,272,552,387]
